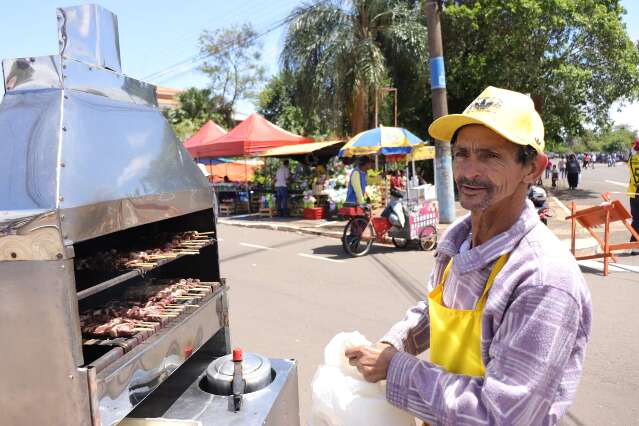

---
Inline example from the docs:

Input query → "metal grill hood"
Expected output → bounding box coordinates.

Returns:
[0,4,212,251]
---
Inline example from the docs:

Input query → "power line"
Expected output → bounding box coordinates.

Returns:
[144,10,293,84]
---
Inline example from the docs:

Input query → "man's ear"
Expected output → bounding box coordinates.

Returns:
[524,153,547,184]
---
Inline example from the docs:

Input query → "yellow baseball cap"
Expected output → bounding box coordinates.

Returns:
[428,86,545,153]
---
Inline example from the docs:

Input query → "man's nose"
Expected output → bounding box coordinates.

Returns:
[455,159,483,180]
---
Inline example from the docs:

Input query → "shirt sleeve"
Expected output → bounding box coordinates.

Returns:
[350,170,365,205]
[385,285,583,425]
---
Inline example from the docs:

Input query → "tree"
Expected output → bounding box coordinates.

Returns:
[600,125,637,153]
[257,71,323,136]
[282,0,428,135]
[441,0,639,143]
[199,23,266,116]
[163,88,229,140]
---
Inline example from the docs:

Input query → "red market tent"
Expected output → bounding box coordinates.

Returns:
[195,113,313,158]
[184,120,227,157]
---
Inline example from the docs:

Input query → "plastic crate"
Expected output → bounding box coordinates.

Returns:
[303,207,324,220]
[371,217,392,235]
[338,206,365,217]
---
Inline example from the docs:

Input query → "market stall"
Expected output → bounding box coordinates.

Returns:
[258,140,345,218]
[184,120,227,158]
[338,126,439,255]
[195,113,313,215]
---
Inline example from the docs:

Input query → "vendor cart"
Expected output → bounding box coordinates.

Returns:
[338,127,439,257]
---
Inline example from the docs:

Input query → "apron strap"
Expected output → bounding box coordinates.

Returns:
[435,253,510,310]
[475,254,509,310]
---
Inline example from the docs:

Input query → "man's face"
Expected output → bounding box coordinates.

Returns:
[452,125,534,212]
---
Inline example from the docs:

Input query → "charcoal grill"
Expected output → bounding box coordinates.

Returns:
[0,5,298,426]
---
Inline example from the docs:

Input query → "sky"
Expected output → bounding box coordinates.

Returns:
[0,0,637,129]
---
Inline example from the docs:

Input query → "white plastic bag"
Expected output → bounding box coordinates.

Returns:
[309,332,415,426]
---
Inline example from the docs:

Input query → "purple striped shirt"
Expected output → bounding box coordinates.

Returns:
[382,200,592,425]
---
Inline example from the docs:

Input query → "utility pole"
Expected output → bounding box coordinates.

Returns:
[425,0,455,224]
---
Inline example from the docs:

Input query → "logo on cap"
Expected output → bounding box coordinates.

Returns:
[466,97,503,113]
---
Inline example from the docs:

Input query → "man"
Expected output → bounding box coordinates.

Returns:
[274,160,290,216]
[559,155,567,179]
[627,139,639,247]
[345,157,371,205]
[346,87,592,425]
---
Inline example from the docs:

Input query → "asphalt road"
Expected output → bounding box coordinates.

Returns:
[217,178,639,425]
[548,161,632,210]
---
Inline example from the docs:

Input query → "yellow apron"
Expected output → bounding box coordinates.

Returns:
[428,254,509,377]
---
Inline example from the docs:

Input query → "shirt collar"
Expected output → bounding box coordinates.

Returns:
[436,199,540,274]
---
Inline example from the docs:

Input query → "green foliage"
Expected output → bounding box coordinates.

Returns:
[568,125,637,153]
[442,0,639,142]
[281,0,428,135]
[199,23,266,111]
[163,88,228,140]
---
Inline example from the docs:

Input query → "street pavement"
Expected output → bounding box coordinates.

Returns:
[217,208,639,425]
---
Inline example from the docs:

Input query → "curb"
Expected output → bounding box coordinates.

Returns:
[218,218,599,253]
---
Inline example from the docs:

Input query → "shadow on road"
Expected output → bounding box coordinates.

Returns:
[548,187,602,203]
[311,242,421,260]
[562,410,588,426]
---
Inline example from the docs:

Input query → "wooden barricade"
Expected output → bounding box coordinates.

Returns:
[565,192,639,276]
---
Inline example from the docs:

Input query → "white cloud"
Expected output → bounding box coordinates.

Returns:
[610,101,639,131]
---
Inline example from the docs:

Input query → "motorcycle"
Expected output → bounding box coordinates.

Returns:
[528,186,551,225]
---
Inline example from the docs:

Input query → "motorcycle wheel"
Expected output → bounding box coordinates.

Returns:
[392,237,409,248]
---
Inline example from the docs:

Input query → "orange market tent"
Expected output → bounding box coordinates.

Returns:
[196,113,313,157]
[206,162,259,183]
[184,120,227,157]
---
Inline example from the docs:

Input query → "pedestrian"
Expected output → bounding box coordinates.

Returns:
[390,169,404,192]
[559,156,567,179]
[551,164,559,188]
[566,154,581,189]
[627,139,639,251]
[345,86,591,425]
[274,160,290,217]
[582,152,589,170]
[345,157,371,206]
[545,158,552,179]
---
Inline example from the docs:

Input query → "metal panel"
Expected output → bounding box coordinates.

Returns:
[147,358,300,426]
[57,4,122,73]
[2,55,62,92]
[96,289,227,426]
[59,91,208,209]
[0,259,90,426]
[0,90,62,211]
[60,189,213,243]
[62,57,157,107]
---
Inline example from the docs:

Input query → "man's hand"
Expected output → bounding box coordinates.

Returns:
[345,342,398,383]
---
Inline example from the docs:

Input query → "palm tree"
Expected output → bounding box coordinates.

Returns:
[282,0,427,135]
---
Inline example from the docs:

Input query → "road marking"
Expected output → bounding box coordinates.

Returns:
[552,197,572,215]
[297,253,344,263]
[240,242,274,250]
[605,180,627,188]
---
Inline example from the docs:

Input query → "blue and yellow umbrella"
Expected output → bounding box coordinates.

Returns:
[339,126,426,157]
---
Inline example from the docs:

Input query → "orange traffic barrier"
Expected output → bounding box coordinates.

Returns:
[565,192,639,276]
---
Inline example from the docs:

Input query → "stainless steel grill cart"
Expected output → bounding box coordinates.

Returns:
[0,5,298,425]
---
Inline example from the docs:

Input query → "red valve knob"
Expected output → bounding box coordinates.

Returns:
[184,346,193,358]
[232,348,243,362]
